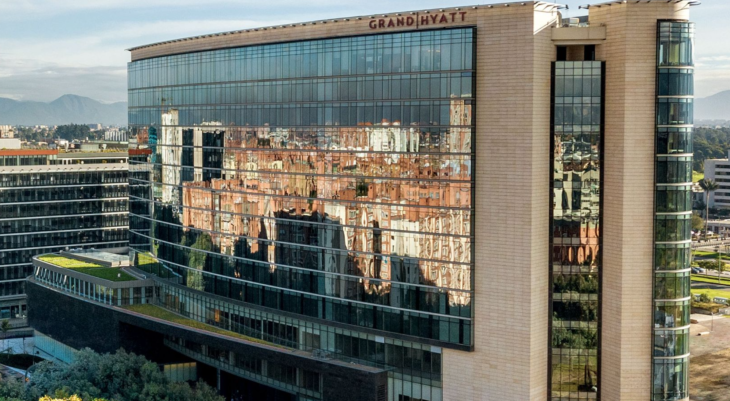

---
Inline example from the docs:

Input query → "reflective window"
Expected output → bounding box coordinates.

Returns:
[550,61,603,400]
[128,28,475,354]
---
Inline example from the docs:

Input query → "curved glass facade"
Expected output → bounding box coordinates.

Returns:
[653,20,694,401]
[129,27,475,401]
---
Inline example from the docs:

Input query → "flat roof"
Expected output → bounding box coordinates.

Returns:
[128,1,567,60]
[578,0,699,9]
[58,152,128,159]
[0,150,58,156]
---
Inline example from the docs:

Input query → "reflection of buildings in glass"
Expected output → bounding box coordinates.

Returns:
[119,6,699,400]
[552,132,600,268]
[160,109,182,204]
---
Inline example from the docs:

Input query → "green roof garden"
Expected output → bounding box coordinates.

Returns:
[38,255,137,282]
[124,304,279,347]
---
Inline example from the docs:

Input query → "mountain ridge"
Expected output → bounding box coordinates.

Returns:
[0,90,727,126]
[696,90,730,121]
[0,95,127,126]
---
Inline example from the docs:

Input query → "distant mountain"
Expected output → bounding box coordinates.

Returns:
[0,95,127,126]
[696,90,730,121]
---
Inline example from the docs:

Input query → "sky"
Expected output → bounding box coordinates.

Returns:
[0,0,726,103]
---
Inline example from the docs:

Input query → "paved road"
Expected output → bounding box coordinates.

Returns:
[692,282,730,291]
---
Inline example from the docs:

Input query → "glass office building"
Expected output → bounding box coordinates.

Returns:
[124,1,698,400]
[0,151,129,319]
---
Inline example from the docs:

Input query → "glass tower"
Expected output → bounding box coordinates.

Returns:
[652,20,694,401]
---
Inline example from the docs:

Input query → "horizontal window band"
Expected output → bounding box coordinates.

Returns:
[128,160,473,184]
[128,98,476,108]
[130,232,472,293]
[0,212,128,222]
[128,69,476,91]
[0,198,128,206]
[0,183,128,190]
[131,241,473,321]
[128,195,473,239]
[129,178,471,212]
[131,213,471,267]
[0,241,128,253]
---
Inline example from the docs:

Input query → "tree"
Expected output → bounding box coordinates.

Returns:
[699,179,720,234]
[54,125,91,142]
[0,319,11,354]
[187,233,212,291]
[0,348,224,401]
[39,395,107,401]
[692,214,705,231]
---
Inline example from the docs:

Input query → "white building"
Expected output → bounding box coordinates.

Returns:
[0,126,14,138]
[704,150,730,208]
[104,128,128,142]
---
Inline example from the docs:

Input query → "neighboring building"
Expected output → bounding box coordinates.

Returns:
[57,151,128,165]
[105,128,128,142]
[0,138,22,150]
[0,150,129,319]
[705,220,730,238]
[28,1,697,400]
[0,126,14,139]
[704,151,730,209]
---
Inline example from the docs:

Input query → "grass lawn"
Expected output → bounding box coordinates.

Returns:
[38,255,102,269]
[692,275,730,286]
[124,304,276,347]
[693,171,705,182]
[692,287,730,301]
[693,251,730,260]
[38,255,136,282]
[75,268,136,282]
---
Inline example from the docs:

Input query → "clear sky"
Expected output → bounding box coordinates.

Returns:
[0,0,726,103]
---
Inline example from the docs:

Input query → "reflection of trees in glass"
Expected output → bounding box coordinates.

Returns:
[553,301,598,322]
[552,328,598,349]
[187,232,212,291]
[553,273,598,294]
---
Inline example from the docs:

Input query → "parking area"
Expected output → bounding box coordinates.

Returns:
[690,281,730,400]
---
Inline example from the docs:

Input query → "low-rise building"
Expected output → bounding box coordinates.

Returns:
[704,150,730,208]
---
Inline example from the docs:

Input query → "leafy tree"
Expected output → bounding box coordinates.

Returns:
[0,348,223,401]
[692,214,704,231]
[187,233,212,291]
[53,125,91,141]
[39,395,107,401]
[699,179,720,230]
[693,127,730,171]
[0,320,10,354]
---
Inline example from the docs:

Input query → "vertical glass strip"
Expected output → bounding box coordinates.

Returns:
[653,20,694,401]
[550,61,604,401]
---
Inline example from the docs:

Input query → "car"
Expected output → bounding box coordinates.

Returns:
[692,267,701,274]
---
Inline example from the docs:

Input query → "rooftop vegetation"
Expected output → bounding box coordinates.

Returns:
[38,255,136,282]
[124,304,276,347]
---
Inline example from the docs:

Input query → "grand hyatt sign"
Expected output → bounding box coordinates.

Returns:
[369,12,468,30]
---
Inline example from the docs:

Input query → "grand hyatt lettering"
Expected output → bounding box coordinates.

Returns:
[369,12,467,29]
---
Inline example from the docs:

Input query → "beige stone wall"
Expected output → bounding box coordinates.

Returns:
[441,5,558,401]
[590,2,691,401]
